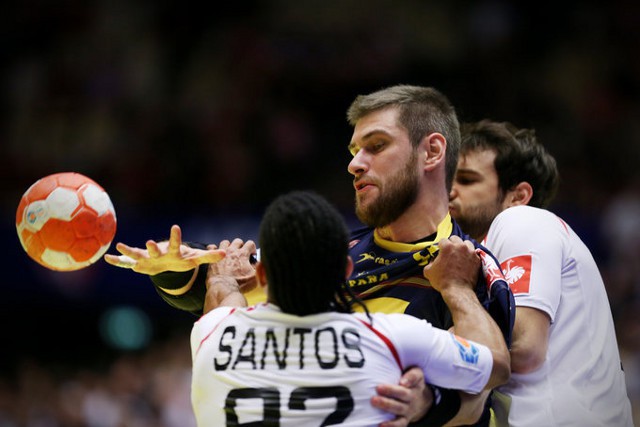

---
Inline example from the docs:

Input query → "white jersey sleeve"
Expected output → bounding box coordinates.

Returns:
[483,205,563,321]
[363,313,494,394]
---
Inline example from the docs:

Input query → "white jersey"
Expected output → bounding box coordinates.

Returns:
[191,303,493,426]
[483,206,633,427]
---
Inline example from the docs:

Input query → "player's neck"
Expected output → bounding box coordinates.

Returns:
[375,197,449,243]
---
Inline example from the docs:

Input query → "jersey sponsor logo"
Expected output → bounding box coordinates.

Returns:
[451,334,479,365]
[501,255,531,294]
[356,252,397,266]
[357,252,376,263]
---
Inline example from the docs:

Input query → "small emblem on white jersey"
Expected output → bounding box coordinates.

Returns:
[451,334,479,365]
[500,255,532,294]
[504,260,525,284]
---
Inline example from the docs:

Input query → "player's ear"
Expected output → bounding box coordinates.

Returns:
[504,181,533,207]
[345,256,354,279]
[255,262,268,288]
[422,132,446,171]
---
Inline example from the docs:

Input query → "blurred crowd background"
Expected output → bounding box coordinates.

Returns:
[2,0,640,425]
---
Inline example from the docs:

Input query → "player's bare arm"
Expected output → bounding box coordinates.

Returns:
[423,236,510,390]
[103,224,226,275]
[509,306,550,373]
[204,275,247,313]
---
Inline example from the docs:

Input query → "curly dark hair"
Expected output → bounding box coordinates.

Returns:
[259,191,360,316]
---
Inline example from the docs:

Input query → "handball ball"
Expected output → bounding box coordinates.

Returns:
[16,172,117,271]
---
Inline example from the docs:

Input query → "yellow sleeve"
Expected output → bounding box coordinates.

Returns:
[243,286,267,306]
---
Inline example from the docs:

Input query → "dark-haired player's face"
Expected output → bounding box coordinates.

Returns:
[348,108,420,228]
[449,149,505,240]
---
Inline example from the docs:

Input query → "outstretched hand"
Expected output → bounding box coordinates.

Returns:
[103,224,226,275]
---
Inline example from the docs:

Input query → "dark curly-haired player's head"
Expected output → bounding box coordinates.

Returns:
[258,191,356,316]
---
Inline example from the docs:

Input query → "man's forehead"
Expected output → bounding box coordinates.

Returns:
[460,148,496,164]
[458,149,498,178]
[352,109,402,138]
[355,107,399,127]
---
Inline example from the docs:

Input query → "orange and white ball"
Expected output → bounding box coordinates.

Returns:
[16,172,117,271]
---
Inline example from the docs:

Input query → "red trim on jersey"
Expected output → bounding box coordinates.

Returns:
[556,216,570,235]
[357,318,403,371]
[195,307,237,356]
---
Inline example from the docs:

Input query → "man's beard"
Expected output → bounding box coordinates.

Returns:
[355,152,419,228]
[452,197,503,241]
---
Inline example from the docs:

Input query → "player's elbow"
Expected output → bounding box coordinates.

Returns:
[511,347,545,374]
[494,355,511,388]
[485,349,511,390]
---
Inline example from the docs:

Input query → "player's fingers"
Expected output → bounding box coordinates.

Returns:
[422,262,433,277]
[399,366,424,388]
[168,225,182,252]
[372,395,410,427]
[103,254,121,267]
[244,240,257,254]
[115,242,145,258]
[146,240,161,258]
[115,242,133,254]
[463,239,476,251]
[375,384,410,404]
[448,235,463,244]
[371,395,408,416]
[230,238,245,249]
[218,240,231,250]
[378,417,409,427]
[104,254,137,269]
[201,249,226,264]
[434,238,450,254]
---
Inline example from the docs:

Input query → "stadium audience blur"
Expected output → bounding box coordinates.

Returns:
[2,0,639,424]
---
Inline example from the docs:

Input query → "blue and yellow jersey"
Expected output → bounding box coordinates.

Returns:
[347,214,454,328]
[347,214,514,347]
